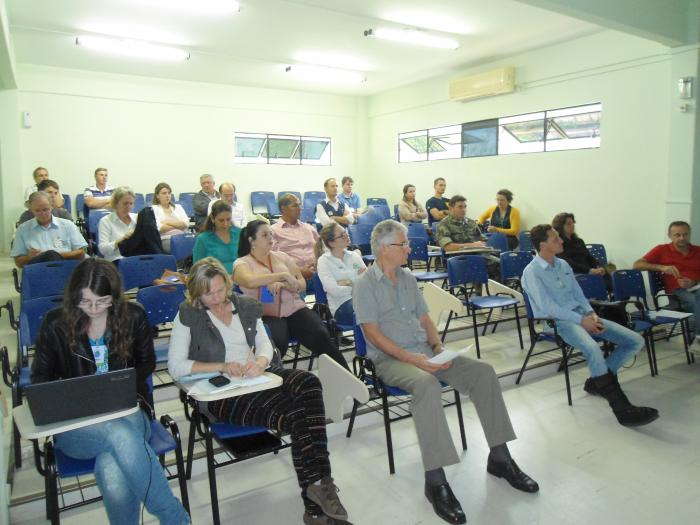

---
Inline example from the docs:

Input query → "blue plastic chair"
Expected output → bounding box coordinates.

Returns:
[250,191,279,216]
[277,191,302,203]
[61,194,72,216]
[312,273,353,349]
[446,255,523,358]
[393,204,400,221]
[499,251,533,290]
[356,212,381,226]
[178,192,196,217]
[145,192,155,204]
[485,232,508,252]
[518,231,533,253]
[575,273,608,301]
[408,238,448,283]
[75,194,85,220]
[87,208,110,235]
[586,244,608,266]
[346,320,466,474]
[303,191,326,210]
[136,284,186,367]
[132,193,146,213]
[118,254,177,291]
[406,222,429,240]
[348,224,373,255]
[19,260,81,302]
[366,197,388,206]
[170,233,196,266]
[366,204,391,220]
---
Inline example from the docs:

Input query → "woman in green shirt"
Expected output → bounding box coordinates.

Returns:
[192,200,241,273]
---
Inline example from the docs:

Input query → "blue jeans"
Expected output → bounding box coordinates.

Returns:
[554,318,644,377]
[333,299,354,326]
[673,288,700,336]
[55,410,189,525]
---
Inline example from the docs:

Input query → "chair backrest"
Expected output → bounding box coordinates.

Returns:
[170,233,196,262]
[408,237,429,264]
[19,295,63,348]
[356,212,381,226]
[585,243,608,266]
[132,193,146,213]
[88,209,110,235]
[303,191,326,210]
[648,271,665,296]
[447,255,488,287]
[522,292,535,319]
[301,205,317,224]
[312,273,329,305]
[20,260,81,301]
[366,197,388,207]
[75,194,85,219]
[277,191,302,204]
[575,273,608,301]
[348,224,373,255]
[136,284,186,326]
[145,193,154,204]
[393,204,400,221]
[352,318,367,357]
[250,191,276,215]
[366,204,391,220]
[421,282,464,328]
[611,269,646,302]
[499,251,533,281]
[406,222,429,241]
[178,192,196,217]
[62,194,72,215]
[486,232,508,252]
[518,231,532,252]
[118,254,177,290]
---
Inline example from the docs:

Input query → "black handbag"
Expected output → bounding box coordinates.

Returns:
[590,300,631,328]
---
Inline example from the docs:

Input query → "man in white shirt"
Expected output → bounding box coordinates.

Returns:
[24,166,49,202]
[316,178,357,227]
[83,167,114,217]
[207,182,247,228]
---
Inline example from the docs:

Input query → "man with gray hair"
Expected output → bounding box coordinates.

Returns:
[192,173,220,230]
[11,192,87,268]
[353,219,538,525]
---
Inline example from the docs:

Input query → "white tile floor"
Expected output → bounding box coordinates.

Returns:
[2,257,699,525]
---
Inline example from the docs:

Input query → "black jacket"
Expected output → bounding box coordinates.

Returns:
[31,301,156,404]
[560,235,599,274]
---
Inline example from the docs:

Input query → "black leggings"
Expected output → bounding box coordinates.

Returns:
[264,307,349,370]
[208,368,330,513]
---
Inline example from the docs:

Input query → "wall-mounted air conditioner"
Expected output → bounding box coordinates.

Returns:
[449,67,515,102]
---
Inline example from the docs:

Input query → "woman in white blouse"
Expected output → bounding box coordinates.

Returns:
[151,182,189,253]
[315,223,366,325]
[98,187,137,262]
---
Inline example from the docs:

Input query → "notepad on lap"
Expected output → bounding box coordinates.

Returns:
[427,345,473,365]
[188,374,272,397]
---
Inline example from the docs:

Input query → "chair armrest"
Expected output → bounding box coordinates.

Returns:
[160,414,183,444]
[12,268,20,294]
[1,346,11,387]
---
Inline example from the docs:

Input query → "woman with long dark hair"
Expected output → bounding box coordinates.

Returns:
[552,212,611,287]
[398,184,428,224]
[31,258,190,524]
[192,200,241,273]
[152,182,189,253]
[233,220,349,370]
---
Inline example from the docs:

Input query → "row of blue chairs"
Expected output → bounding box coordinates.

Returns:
[63,192,197,221]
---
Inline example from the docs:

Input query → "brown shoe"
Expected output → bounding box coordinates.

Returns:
[303,512,353,525]
[306,477,348,521]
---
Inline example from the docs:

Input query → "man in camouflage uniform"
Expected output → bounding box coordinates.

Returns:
[436,195,501,280]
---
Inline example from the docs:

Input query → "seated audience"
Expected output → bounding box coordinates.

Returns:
[337,176,361,212]
[436,195,500,280]
[192,200,241,273]
[316,178,356,227]
[207,182,247,228]
[522,224,659,427]
[18,179,71,224]
[233,220,349,370]
[633,220,700,343]
[398,184,428,225]
[99,187,163,262]
[168,258,350,525]
[11,192,87,268]
[84,167,114,217]
[31,258,190,525]
[272,193,319,284]
[316,223,366,326]
[151,182,189,253]
[353,219,538,525]
[192,173,220,231]
[552,212,611,289]
[426,177,449,228]
[24,166,50,202]
[478,189,520,250]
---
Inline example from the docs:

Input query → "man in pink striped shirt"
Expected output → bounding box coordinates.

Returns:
[271,193,319,285]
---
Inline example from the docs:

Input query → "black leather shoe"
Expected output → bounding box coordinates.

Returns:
[583,377,600,396]
[487,458,539,493]
[424,482,467,524]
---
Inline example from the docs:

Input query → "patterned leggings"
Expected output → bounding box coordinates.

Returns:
[208,368,330,513]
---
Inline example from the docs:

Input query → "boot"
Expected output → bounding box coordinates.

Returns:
[591,371,659,427]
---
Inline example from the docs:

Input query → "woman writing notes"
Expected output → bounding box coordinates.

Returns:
[168,258,351,525]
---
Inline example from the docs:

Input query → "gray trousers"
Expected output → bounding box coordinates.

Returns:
[375,355,517,471]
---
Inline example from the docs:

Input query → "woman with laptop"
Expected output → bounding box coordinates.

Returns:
[168,257,351,525]
[31,258,190,525]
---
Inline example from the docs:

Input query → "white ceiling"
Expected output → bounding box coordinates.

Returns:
[7,0,602,95]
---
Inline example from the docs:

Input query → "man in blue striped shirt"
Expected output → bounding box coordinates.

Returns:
[522,224,658,427]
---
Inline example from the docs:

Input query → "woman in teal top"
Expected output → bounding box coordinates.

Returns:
[193,200,241,273]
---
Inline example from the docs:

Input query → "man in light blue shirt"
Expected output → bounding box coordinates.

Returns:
[337,176,361,212]
[522,224,658,427]
[11,192,87,268]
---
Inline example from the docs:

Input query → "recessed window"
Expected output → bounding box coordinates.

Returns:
[499,112,545,154]
[462,119,498,158]
[234,132,331,165]
[428,125,462,161]
[545,104,601,151]
[398,130,429,162]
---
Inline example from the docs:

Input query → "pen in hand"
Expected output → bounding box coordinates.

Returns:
[243,345,255,378]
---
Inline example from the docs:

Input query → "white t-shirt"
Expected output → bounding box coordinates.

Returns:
[152,203,190,240]
[207,199,247,228]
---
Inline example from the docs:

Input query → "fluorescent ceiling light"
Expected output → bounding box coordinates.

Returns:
[139,0,240,14]
[365,28,459,50]
[382,12,471,35]
[76,36,190,61]
[294,51,375,72]
[285,65,366,84]
[80,22,189,46]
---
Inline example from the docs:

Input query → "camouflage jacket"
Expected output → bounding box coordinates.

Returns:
[436,215,483,248]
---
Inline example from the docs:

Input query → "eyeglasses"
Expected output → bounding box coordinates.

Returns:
[332,231,349,241]
[389,242,410,248]
[78,297,113,309]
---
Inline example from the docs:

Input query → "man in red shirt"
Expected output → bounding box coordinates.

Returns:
[634,221,700,343]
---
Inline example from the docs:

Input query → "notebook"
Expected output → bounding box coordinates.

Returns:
[24,369,137,425]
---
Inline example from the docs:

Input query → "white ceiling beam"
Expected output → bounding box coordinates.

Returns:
[0,0,17,89]
[515,0,697,47]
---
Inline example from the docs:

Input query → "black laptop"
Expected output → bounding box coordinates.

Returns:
[25,369,137,425]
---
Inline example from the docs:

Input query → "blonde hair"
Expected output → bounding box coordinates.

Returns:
[110,186,136,208]
[186,257,232,309]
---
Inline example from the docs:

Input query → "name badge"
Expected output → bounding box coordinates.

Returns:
[54,238,65,249]
[92,344,109,374]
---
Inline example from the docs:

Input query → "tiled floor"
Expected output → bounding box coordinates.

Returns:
[2,257,699,525]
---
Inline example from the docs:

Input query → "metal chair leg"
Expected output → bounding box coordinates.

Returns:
[205,425,220,525]
[453,390,467,451]
[380,390,395,475]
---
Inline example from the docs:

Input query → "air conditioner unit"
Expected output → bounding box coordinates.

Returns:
[449,67,515,102]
